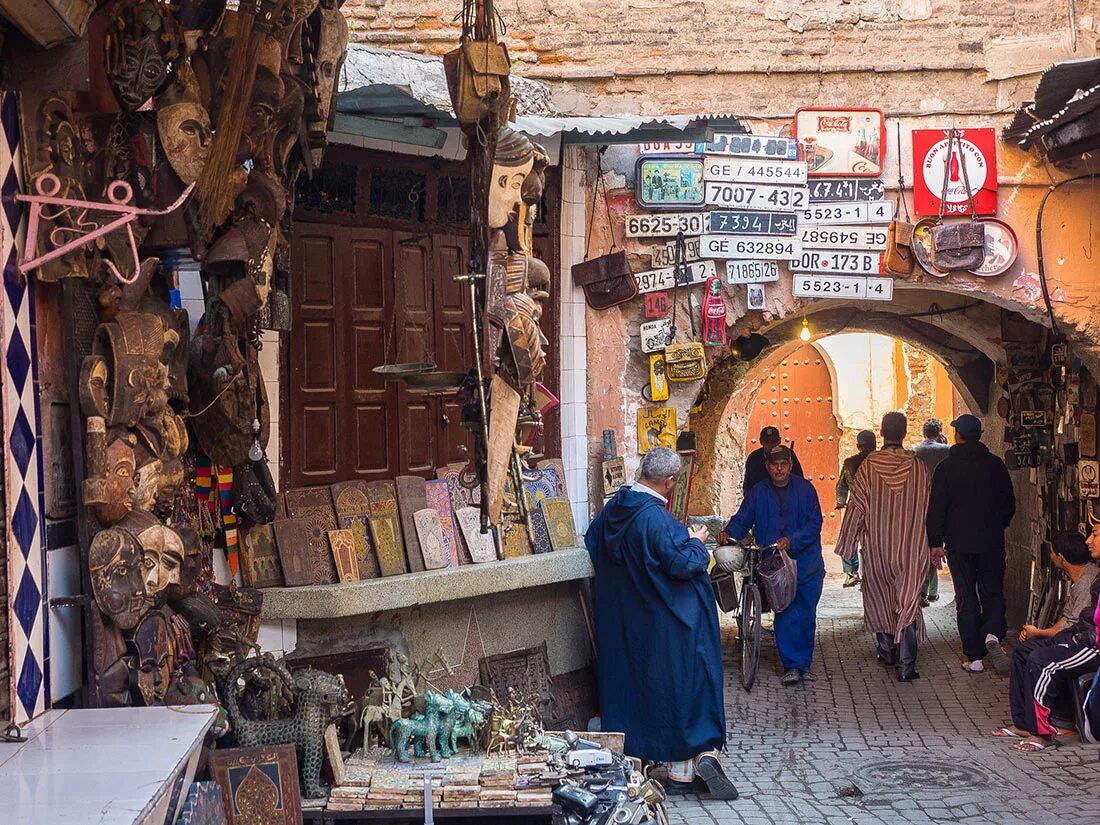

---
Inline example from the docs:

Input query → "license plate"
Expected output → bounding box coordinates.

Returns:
[792,274,894,301]
[808,178,886,203]
[707,210,797,236]
[700,235,801,260]
[801,201,894,225]
[797,225,888,251]
[624,212,706,238]
[640,318,674,353]
[704,157,808,185]
[704,181,809,211]
[698,134,799,160]
[633,259,717,294]
[725,260,781,284]
[638,141,700,155]
[790,250,884,274]
[649,236,702,267]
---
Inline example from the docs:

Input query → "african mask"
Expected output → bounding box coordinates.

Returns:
[92,313,174,428]
[276,0,320,63]
[307,3,349,161]
[119,510,186,599]
[130,449,163,514]
[89,528,150,629]
[85,427,138,526]
[238,66,284,171]
[132,607,193,705]
[489,127,535,230]
[104,1,179,112]
[156,69,212,185]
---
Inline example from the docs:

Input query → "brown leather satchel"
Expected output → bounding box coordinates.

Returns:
[443,39,511,125]
[572,147,638,310]
[931,129,985,272]
[884,122,915,277]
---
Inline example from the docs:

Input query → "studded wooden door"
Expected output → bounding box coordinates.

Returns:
[747,344,843,543]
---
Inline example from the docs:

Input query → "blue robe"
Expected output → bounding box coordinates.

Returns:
[725,476,825,671]
[585,487,725,762]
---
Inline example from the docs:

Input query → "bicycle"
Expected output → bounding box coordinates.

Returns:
[714,542,778,692]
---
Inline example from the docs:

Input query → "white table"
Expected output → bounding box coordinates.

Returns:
[0,705,217,824]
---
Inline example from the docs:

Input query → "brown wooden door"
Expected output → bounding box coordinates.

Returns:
[747,344,843,543]
[287,227,474,488]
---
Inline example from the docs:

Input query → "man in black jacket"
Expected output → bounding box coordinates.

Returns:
[743,426,804,497]
[927,414,1016,673]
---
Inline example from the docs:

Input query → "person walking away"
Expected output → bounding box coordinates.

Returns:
[743,425,805,497]
[834,413,931,682]
[836,430,878,587]
[724,445,824,686]
[927,414,1016,673]
[993,531,1098,741]
[584,447,736,799]
[913,419,951,605]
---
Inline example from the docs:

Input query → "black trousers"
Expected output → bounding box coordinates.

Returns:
[1008,633,1071,735]
[945,550,1007,662]
[875,620,920,679]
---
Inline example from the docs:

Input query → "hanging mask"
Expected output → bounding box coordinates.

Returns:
[131,607,192,705]
[104,1,179,112]
[156,68,212,185]
[489,126,535,230]
[307,3,349,163]
[238,66,284,171]
[123,512,185,598]
[89,527,150,629]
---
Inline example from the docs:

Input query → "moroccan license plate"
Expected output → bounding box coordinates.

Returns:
[633,259,717,294]
[801,201,894,225]
[704,181,809,211]
[807,177,886,203]
[704,157,808,185]
[624,212,706,238]
[649,236,702,267]
[707,210,797,236]
[725,260,781,284]
[700,234,801,260]
[790,250,884,274]
[699,134,800,160]
[792,274,894,301]
[797,225,888,250]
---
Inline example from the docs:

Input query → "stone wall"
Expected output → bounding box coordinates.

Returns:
[343,0,1100,114]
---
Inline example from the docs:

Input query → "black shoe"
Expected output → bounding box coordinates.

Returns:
[897,671,921,682]
[695,756,739,801]
[919,598,930,608]
[986,637,1010,675]
[664,778,707,796]
[877,654,897,667]
[782,669,803,686]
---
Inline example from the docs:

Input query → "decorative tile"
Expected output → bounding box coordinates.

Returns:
[500,519,531,559]
[425,479,461,566]
[455,507,497,564]
[394,476,427,574]
[328,528,360,583]
[536,459,568,501]
[330,480,370,519]
[526,493,553,555]
[366,482,406,577]
[340,514,380,579]
[521,466,561,505]
[241,524,283,589]
[541,497,578,551]
[413,509,449,570]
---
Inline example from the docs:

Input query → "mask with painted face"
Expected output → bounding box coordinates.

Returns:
[156,68,212,184]
[104,1,179,112]
[89,527,150,630]
[87,431,139,526]
[131,607,193,705]
[307,2,349,162]
[489,126,535,230]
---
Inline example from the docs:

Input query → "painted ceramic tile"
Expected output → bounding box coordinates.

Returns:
[241,523,283,588]
[425,479,462,566]
[414,508,450,570]
[330,480,371,519]
[541,497,577,551]
[501,519,532,559]
[394,475,428,573]
[536,459,568,500]
[208,745,302,825]
[529,503,554,555]
[521,466,561,505]
[328,528,360,583]
[272,518,313,587]
[341,514,380,579]
[366,481,407,576]
[455,507,497,563]
[176,781,226,825]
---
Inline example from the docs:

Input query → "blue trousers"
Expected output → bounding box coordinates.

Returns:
[774,572,824,671]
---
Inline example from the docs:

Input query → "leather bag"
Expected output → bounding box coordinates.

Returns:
[664,342,706,382]
[233,458,278,525]
[884,122,915,277]
[572,147,638,310]
[443,39,511,125]
[931,129,985,272]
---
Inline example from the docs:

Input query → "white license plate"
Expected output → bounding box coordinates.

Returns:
[700,234,802,260]
[797,225,889,251]
[725,260,781,284]
[633,259,717,294]
[650,236,702,267]
[790,250,884,274]
[792,275,894,301]
[807,178,886,203]
[638,141,700,155]
[700,134,800,160]
[704,156,808,185]
[707,210,797,236]
[624,212,706,238]
[704,181,809,211]
[801,201,894,225]
[640,318,674,353]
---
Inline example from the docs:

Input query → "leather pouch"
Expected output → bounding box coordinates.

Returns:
[884,219,915,276]
[572,252,637,310]
[443,39,511,125]
[931,221,985,271]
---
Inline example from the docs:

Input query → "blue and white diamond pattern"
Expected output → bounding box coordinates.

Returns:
[1,91,48,723]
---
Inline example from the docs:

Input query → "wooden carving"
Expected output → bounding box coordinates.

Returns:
[413,509,450,570]
[394,476,428,574]
[328,528,360,583]
[241,523,283,588]
[273,517,314,587]
[366,481,407,577]
[340,514,380,579]
[501,519,531,559]
[425,479,461,567]
[455,507,496,564]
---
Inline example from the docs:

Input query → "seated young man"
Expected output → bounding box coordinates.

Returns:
[995,527,1100,751]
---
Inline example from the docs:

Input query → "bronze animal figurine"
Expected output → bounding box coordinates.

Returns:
[447,689,490,754]
[223,656,350,798]
[390,691,452,763]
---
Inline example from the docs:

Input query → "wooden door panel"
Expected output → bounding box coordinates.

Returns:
[354,404,391,473]
[300,403,339,477]
[401,399,437,474]
[301,321,337,390]
[299,234,337,307]
[351,237,387,310]
[352,323,387,391]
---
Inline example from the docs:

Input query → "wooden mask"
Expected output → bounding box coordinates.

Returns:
[89,527,151,630]
[132,607,193,705]
[489,126,535,230]
[156,67,212,185]
[307,2,349,163]
[104,1,179,112]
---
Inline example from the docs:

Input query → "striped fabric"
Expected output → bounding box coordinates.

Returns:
[218,466,237,576]
[835,449,932,640]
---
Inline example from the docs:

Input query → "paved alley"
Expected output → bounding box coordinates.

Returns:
[666,574,1100,825]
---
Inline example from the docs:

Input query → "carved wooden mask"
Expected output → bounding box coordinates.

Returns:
[156,69,212,185]
[89,527,150,630]
[306,3,348,160]
[489,127,535,230]
[104,1,179,112]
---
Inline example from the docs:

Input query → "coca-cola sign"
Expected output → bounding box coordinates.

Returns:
[793,107,885,177]
[912,128,998,217]
[816,115,852,132]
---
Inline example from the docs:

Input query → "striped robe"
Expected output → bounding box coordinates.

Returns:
[835,448,932,640]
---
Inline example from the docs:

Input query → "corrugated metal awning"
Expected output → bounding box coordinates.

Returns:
[512,115,713,144]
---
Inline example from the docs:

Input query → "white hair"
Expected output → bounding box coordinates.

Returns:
[640,447,681,481]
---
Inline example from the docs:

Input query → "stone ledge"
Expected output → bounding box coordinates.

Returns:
[260,548,594,620]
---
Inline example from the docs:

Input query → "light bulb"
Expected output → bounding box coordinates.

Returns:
[799,318,811,342]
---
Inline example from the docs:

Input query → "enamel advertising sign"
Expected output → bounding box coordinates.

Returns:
[793,108,886,177]
[913,128,998,217]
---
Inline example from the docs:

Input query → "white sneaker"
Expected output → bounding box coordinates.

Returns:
[962,659,985,673]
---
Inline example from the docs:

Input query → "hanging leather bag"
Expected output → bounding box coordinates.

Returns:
[572,147,638,310]
[663,288,706,382]
[884,123,916,277]
[443,0,511,125]
[931,129,986,272]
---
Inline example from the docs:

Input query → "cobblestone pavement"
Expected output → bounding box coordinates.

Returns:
[666,572,1100,825]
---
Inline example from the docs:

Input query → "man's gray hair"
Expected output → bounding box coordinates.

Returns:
[640,447,682,481]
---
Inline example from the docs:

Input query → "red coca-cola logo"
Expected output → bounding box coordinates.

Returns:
[816,116,852,132]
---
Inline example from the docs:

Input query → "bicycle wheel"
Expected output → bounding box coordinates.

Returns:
[739,581,762,691]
